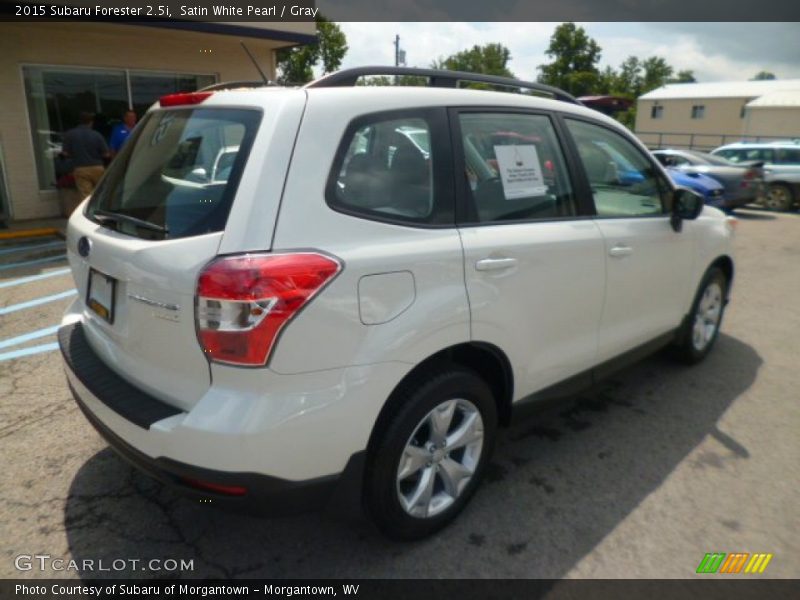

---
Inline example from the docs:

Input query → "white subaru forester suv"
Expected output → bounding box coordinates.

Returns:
[60,67,735,540]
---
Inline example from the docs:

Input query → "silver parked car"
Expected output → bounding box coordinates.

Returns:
[711,142,800,211]
[652,149,766,211]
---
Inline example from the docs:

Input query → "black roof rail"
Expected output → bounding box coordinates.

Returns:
[304,66,582,105]
[200,80,277,91]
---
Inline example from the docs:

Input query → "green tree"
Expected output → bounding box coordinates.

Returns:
[596,65,619,95]
[357,75,427,86]
[670,70,696,83]
[537,22,602,97]
[276,18,348,85]
[751,71,776,80]
[356,75,393,86]
[616,56,643,96]
[432,43,515,77]
[640,56,674,94]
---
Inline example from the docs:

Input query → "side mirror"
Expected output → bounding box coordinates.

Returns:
[671,187,704,232]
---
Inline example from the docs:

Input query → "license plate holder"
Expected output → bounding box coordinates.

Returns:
[87,269,116,324]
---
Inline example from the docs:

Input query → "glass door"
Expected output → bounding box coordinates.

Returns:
[0,137,10,224]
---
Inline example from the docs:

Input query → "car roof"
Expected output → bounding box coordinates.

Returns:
[201,85,620,126]
[716,141,800,149]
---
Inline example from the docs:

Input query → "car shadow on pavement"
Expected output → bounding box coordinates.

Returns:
[64,333,762,579]
[732,210,777,221]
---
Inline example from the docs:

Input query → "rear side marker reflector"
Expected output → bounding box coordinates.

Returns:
[180,477,248,496]
[159,91,213,107]
[196,252,342,366]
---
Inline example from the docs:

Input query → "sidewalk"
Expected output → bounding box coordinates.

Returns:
[0,217,68,240]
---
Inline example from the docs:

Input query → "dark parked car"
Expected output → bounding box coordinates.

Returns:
[653,149,765,211]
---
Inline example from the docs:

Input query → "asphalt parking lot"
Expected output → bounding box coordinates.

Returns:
[0,208,798,580]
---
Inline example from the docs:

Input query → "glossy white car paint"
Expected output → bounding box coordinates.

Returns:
[460,220,605,395]
[62,84,735,489]
[64,293,411,479]
[593,217,695,363]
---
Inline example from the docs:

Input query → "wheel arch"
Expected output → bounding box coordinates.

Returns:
[365,342,514,461]
[709,255,734,299]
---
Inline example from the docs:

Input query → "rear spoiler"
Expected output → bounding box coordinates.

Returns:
[739,160,765,169]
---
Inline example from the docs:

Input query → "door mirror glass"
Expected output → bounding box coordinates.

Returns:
[671,187,704,231]
[674,187,704,219]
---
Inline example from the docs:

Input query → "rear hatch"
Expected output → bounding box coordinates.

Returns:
[66,93,302,411]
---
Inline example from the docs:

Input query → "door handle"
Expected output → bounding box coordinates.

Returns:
[608,245,633,258]
[475,257,518,271]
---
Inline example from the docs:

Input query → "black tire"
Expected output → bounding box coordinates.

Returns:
[764,183,794,212]
[672,267,728,364]
[364,365,497,540]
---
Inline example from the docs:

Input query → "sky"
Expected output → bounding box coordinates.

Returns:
[333,23,800,83]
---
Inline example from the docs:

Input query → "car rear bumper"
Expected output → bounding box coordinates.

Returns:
[718,195,757,209]
[59,321,367,515]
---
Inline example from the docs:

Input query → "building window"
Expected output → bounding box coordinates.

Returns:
[691,105,705,119]
[23,66,216,190]
[651,105,663,119]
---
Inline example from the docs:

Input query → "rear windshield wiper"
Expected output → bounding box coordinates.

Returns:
[93,209,169,235]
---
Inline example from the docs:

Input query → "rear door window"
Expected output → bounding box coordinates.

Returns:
[87,107,261,239]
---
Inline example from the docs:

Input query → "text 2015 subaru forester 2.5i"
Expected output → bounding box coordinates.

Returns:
[59,67,735,540]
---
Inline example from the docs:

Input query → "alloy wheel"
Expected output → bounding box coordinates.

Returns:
[396,398,484,518]
[692,281,723,351]
[764,185,792,211]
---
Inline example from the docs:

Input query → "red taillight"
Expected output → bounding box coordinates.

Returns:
[741,169,758,187]
[159,91,213,107]
[181,477,247,496]
[195,252,342,366]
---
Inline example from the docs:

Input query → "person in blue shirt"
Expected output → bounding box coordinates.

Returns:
[109,110,137,157]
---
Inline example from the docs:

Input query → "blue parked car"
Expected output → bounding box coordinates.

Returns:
[666,168,727,210]
[591,141,727,209]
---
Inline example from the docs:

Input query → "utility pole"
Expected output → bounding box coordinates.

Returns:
[393,35,408,84]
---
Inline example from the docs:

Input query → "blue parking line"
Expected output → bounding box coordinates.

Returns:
[0,342,59,363]
[0,289,77,316]
[0,254,67,271]
[0,268,72,289]
[0,240,65,256]
[0,325,60,350]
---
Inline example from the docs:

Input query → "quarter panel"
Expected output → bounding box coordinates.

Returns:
[268,94,470,374]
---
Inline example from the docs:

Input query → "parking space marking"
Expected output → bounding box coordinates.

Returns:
[0,240,65,256]
[0,341,59,363]
[0,325,60,351]
[0,268,72,289]
[0,289,76,316]
[0,254,67,271]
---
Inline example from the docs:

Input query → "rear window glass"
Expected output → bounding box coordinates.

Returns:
[326,109,454,226]
[87,108,261,239]
[775,148,800,164]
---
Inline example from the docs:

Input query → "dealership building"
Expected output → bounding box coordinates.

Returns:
[635,79,800,151]
[0,20,316,223]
